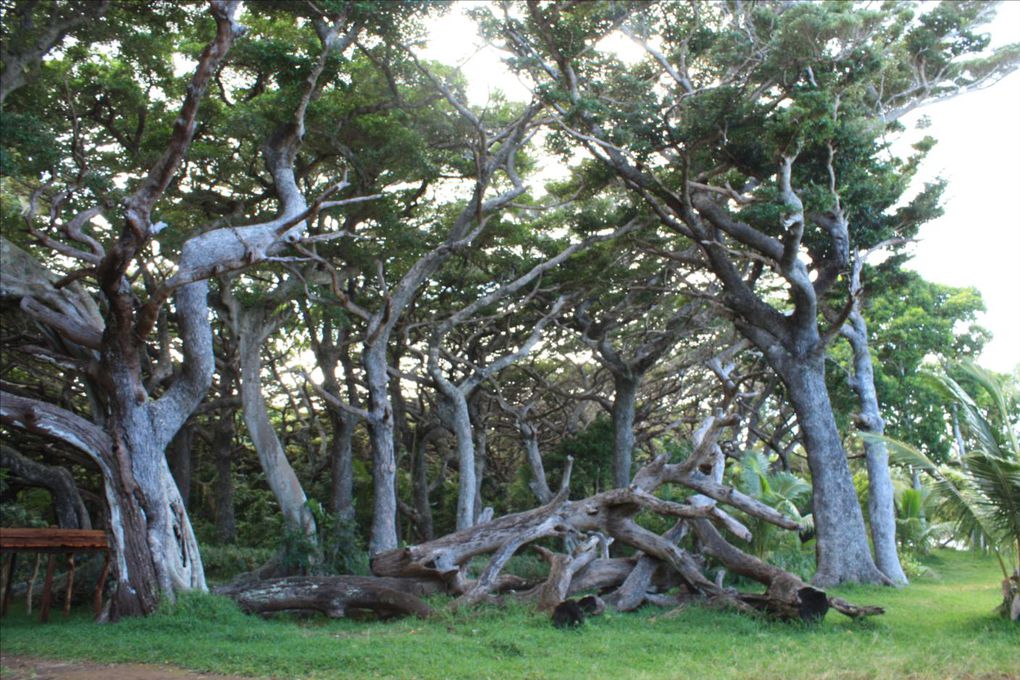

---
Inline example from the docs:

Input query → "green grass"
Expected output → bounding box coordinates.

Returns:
[1,550,1016,679]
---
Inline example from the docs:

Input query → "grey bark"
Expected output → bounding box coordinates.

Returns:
[218,576,433,620]
[363,341,399,554]
[410,425,442,541]
[521,419,553,504]
[211,412,237,544]
[371,441,881,620]
[436,389,477,531]
[168,424,193,507]
[470,395,488,522]
[352,102,537,553]
[328,409,357,521]
[679,191,877,588]
[839,256,908,585]
[230,294,317,543]
[610,375,638,489]
[494,394,553,504]
[782,358,890,586]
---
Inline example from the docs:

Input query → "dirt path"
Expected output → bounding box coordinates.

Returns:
[0,655,260,680]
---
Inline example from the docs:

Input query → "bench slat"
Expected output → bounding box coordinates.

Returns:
[0,528,108,552]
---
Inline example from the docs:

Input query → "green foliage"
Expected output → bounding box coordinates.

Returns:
[729,451,815,581]
[883,362,1020,616]
[0,470,51,528]
[308,500,370,576]
[273,501,371,577]
[547,416,615,498]
[198,544,276,585]
[894,483,952,556]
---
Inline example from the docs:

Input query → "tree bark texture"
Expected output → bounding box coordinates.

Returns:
[611,374,638,488]
[235,303,317,543]
[217,576,434,620]
[363,341,399,554]
[168,424,193,508]
[841,310,908,585]
[781,358,891,586]
[212,414,237,544]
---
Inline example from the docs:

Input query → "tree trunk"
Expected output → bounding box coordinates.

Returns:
[305,317,358,524]
[611,374,638,488]
[102,276,212,614]
[437,390,476,531]
[470,396,489,523]
[410,427,438,542]
[168,424,193,508]
[520,420,553,504]
[781,357,890,586]
[328,408,356,522]
[363,341,398,554]
[842,313,908,585]
[237,309,317,543]
[218,576,433,619]
[211,413,237,544]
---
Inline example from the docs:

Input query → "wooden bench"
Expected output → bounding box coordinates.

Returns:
[0,528,110,622]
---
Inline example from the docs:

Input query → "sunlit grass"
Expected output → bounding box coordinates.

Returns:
[1,550,1016,679]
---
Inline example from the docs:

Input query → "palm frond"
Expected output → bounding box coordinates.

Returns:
[883,434,1003,552]
[966,450,1020,544]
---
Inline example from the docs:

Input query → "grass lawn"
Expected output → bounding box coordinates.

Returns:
[1,549,1016,679]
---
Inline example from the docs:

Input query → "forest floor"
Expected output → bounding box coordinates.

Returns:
[1,549,1017,679]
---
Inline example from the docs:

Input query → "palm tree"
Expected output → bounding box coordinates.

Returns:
[733,451,813,563]
[879,363,1019,621]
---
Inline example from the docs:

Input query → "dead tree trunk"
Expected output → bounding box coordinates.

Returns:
[218,576,434,620]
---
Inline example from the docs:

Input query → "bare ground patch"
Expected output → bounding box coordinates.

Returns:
[0,655,260,680]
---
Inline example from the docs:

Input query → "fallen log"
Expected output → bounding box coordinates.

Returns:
[216,576,433,620]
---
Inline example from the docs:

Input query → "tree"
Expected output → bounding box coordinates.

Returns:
[482,0,1019,586]
[316,69,540,551]
[220,276,318,548]
[0,0,388,615]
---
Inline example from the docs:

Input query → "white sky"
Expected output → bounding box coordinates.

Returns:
[899,1,1020,374]
[423,2,1020,374]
